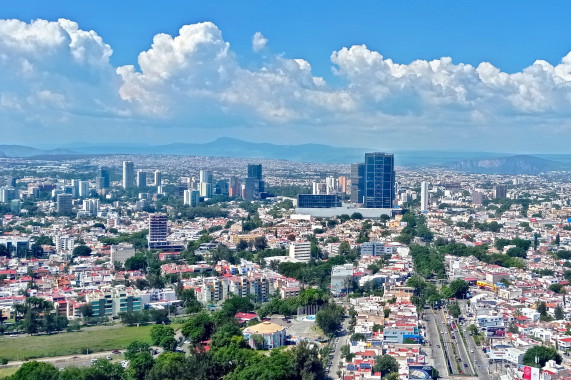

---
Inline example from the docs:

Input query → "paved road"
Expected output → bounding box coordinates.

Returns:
[456,300,494,380]
[424,310,450,377]
[328,316,350,379]
[431,307,477,376]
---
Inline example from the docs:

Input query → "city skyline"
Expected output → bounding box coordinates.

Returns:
[2,1,571,153]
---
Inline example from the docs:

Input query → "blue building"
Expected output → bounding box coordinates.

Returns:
[364,152,395,208]
[297,194,342,208]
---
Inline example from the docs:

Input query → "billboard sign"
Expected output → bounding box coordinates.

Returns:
[516,365,540,380]
[485,326,506,338]
[409,365,433,380]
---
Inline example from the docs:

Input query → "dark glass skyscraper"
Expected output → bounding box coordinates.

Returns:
[247,164,262,180]
[97,166,110,189]
[364,153,395,208]
[350,163,365,204]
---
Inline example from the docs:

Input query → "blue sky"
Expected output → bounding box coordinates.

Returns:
[2,1,571,152]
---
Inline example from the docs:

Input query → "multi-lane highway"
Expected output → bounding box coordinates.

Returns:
[426,307,477,376]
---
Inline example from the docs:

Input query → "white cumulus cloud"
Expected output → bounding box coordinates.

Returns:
[2,18,571,151]
[252,31,268,52]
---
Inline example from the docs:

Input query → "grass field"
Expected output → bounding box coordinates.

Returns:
[0,324,158,361]
[0,367,18,378]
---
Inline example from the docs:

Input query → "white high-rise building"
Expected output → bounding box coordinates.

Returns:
[199,170,213,198]
[289,241,312,263]
[83,199,99,216]
[326,176,338,194]
[122,161,135,189]
[55,235,74,254]
[154,170,162,187]
[420,181,429,212]
[78,180,90,197]
[184,189,201,206]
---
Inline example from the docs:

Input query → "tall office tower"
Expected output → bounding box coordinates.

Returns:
[71,179,80,198]
[0,187,17,203]
[78,180,90,198]
[136,170,147,188]
[184,189,201,206]
[56,193,73,215]
[199,170,213,184]
[244,163,264,200]
[148,213,169,250]
[420,181,429,211]
[243,177,261,201]
[247,164,262,180]
[5,176,16,187]
[154,170,162,187]
[338,176,347,193]
[363,152,395,209]
[472,191,485,205]
[98,167,110,189]
[350,163,365,204]
[493,185,507,200]
[199,170,213,198]
[122,161,135,189]
[228,176,241,197]
[215,179,229,196]
[96,177,106,191]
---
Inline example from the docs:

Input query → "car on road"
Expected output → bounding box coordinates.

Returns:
[458,358,461,362]
[470,349,474,353]
[112,350,120,354]
[464,364,468,368]
[107,355,112,360]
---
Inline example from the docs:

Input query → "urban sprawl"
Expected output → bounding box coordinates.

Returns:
[0,152,570,380]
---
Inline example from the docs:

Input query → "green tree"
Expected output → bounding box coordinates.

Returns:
[523,346,562,367]
[72,245,92,258]
[449,302,461,319]
[351,333,367,342]
[549,283,564,294]
[126,351,155,380]
[125,341,151,360]
[506,246,527,259]
[373,355,400,376]
[315,304,345,336]
[9,361,59,380]
[448,279,469,298]
[554,305,565,320]
[181,312,215,345]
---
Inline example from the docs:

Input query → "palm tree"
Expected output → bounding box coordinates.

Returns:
[513,308,523,319]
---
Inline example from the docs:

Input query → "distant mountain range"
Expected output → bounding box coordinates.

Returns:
[0,145,76,158]
[2,139,571,174]
[448,154,568,175]
[70,137,369,163]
